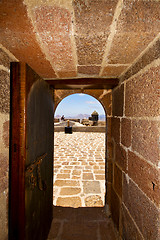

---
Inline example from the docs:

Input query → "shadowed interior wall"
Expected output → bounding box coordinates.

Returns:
[0,46,18,239]
[109,37,160,239]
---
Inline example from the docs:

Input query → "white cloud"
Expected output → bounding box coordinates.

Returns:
[86,101,98,105]
[78,93,85,96]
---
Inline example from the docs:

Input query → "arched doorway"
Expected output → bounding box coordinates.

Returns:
[53,93,107,208]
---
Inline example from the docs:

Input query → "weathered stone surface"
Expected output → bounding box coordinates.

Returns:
[112,84,124,117]
[125,65,160,117]
[2,121,9,148]
[57,174,70,179]
[132,120,159,166]
[113,164,122,198]
[78,65,100,75]
[128,151,160,206]
[121,118,131,147]
[107,160,113,183]
[54,180,80,187]
[0,71,10,114]
[121,38,160,82]
[111,186,120,229]
[121,204,143,240]
[95,175,105,180]
[83,181,101,194]
[100,92,112,116]
[111,117,120,144]
[0,191,8,240]
[56,197,81,208]
[85,195,103,207]
[60,187,81,196]
[101,65,127,77]
[83,173,94,180]
[0,154,8,193]
[115,142,127,171]
[0,48,12,69]
[123,175,160,239]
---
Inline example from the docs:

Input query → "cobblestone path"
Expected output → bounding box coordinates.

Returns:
[53,132,106,207]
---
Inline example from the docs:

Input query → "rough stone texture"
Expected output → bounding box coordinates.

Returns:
[0,71,10,114]
[111,117,120,144]
[83,173,94,180]
[0,191,8,240]
[0,154,9,193]
[100,91,112,116]
[83,181,101,194]
[60,187,81,196]
[101,65,127,77]
[111,186,120,229]
[115,144,127,172]
[121,118,131,147]
[78,65,100,75]
[113,164,122,198]
[120,38,160,82]
[0,48,13,69]
[85,195,103,207]
[34,6,76,77]
[125,65,160,117]
[132,120,159,166]
[0,1,56,78]
[112,84,124,117]
[123,175,160,240]
[2,121,9,148]
[128,151,160,207]
[54,180,80,187]
[121,204,143,240]
[57,197,81,208]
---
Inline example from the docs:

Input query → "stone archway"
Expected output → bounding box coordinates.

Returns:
[53,89,113,211]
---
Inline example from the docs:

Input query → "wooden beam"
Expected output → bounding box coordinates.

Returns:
[45,78,119,89]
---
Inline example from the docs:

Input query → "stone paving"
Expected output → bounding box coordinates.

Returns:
[53,132,106,208]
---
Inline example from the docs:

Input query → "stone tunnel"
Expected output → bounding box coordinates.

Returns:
[0,0,160,239]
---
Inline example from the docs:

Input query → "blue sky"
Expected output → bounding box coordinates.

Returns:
[55,93,105,117]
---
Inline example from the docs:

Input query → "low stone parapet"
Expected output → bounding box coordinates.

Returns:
[54,126,106,133]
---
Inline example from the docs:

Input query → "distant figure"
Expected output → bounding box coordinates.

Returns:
[61,115,65,121]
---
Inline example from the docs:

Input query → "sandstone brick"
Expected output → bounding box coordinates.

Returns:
[0,71,10,114]
[128,151,160,206]
[115,143,127,172]
[0,48,12,69]
[78,65,100,75]
[106,183,111,208]
[111,117,120,144]
[121,118,131,147]
[85,195,103,207]
[107,160,113,183]
[56,197,81,208]
[83,181,101,194]
[125,66,160,117]
[111,186,120,229]
[101,65,127,77]
[57,174,70,179]
[72,170,81,175]
[0,192,8,239]
[107,141,113,159]
[100,92,112,116]
[95,175,105,180]
[112,84,124,117]
[0,153,9,193]
[60,187,81,196]
[83,173,94,180]
[123,175,160,239]
[113,164,122,198]
[54,180,79,187]
[121,204,143,240]
[2,120,9,148]
[132,120,159,166]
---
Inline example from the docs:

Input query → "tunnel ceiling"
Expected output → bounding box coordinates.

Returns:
[0,0,160,81]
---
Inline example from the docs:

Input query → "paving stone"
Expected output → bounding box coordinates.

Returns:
[60,187,81,196]
[83,181,101,194]
[83,173,94,180]
[56,197,82,208]
[54,180,80,187]
[95,175,105,180]
[85,195,103,207]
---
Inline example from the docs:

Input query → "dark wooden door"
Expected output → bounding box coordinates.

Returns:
[9,63,54,240]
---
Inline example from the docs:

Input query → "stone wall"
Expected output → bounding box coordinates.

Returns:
[0,45,18,240]
[109,37,160,239]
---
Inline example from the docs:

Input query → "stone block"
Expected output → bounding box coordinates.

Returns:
[78,65,100,75]
[56,197,81,208]
[107,160,113,183]
[57,174,70,179]
[113,164,122,198]
[115,143,127,172]
[121,204,143,240]
[128,150,160,206]
[0,191,8,240]
[111,186,120,229]
[0,48,12,69]
[111,117,120,144]
[0,154,8,193]
[121,118,131,147]
[60,187,81,196]
[100,92,112,116]
[95,175,105,180]
[83,173,94,180]
[125,65,160,117]
[112,84,124,117]
[132,120,159,166]
[101,65,127,77]
[83,181,101,194]
[54,180,80,187]
[0,71,10,114]
[123,174,160,239]
[85,195,103,207]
